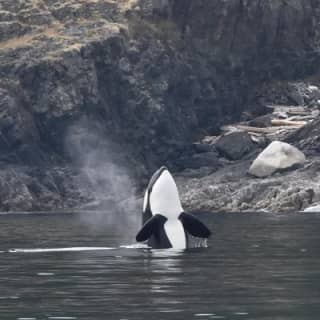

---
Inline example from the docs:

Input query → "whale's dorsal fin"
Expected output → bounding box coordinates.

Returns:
[179,212,211,238]
[136,214,167,242]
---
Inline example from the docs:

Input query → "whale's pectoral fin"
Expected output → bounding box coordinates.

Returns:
[179,212,211,238]
[136,214,167,242]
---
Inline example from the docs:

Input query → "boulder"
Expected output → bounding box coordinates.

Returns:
[215,132,255,160]
[303,204,320,212]
[249,141,306,178]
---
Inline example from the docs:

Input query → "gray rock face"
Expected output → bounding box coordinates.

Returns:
[249,141,306,178]
[257,81,320,107]
[287,117,320,155]
[0,0,319,211]
[170,0,319,60]
[215,132,256,160]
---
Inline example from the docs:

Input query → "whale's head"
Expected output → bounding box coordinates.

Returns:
[143,166,183,220]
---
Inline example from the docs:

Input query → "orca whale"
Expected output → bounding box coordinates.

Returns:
[136,166,211,249]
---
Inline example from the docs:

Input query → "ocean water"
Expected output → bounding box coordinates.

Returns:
[0,211,319,320]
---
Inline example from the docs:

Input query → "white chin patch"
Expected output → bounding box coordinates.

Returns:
[164,220,186,249]
[149,170,183,219]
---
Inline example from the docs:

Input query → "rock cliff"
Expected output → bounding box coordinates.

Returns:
[0,0,320,211]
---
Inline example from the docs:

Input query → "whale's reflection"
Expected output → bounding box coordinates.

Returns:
[150,248,185,257]
[142,249,185,313]
[143,248,185,275]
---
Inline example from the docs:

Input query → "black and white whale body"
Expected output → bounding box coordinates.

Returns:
[136,166,211,249]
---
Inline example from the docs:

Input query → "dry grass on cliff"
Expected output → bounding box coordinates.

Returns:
[0,26,62,51]
[0,34,35,50]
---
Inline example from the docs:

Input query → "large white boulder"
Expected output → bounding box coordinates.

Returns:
[249,141,306,178]
[303,205,320,212]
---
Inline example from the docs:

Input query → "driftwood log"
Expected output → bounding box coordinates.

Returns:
[221,124,304,134]
[271,119,307,126]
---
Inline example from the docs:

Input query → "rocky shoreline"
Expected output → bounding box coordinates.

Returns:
[177,83,320,213]
[0,0,320,213]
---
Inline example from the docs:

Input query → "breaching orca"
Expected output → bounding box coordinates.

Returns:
[136,166,211,249]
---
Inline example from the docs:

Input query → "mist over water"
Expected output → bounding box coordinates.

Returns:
[65,118,141,229]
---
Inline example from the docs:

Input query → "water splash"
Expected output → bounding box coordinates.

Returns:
[120,243,151,249]
[9,247,115,253]
[189,236,208,248]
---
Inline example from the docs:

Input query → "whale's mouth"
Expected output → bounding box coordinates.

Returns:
[147,166,168,191]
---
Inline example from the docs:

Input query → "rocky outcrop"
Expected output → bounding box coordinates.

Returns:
[216,132,256,160]
[0,166,90,212]
[249,141,306,177]
[0,0,320,212]
[287,117,320,155]
[178,157,319,213]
